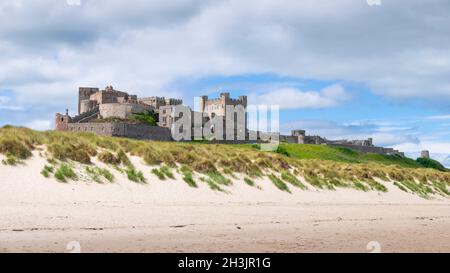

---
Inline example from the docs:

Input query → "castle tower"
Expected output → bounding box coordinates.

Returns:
[291,130,306,137]
[421,150,430,159]
[78,87,99,114]
[55,109,71,131]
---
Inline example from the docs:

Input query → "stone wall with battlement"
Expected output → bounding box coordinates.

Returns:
[66,122,172,141]
[329,143,404,157]
[199,92,247,118]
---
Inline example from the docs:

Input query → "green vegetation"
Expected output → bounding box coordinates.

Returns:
[2,155,21,165]
[97,149,132,167]
[160,165,174,179]
[0,138,32,159]
[281,171,307,189]
[244,177,255,187]
[98,151,121,165]
[54,164,77,182]
[131,110,157,126]
[151,168,166,180]
[126,167,146,183]
[151,165,175,180]
[85,166,114,183]
[268,174,291,193]
[416,157,447,172]
[271,143,422,168]
[180,166,197,187]
[41,165,54,178]
[1,126,449,198]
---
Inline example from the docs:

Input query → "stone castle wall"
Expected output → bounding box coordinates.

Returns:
[66,122,172,141]
[328,143,404,156]
[99,103,153,119]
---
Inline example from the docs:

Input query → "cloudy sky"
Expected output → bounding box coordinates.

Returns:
[1,0,450,165]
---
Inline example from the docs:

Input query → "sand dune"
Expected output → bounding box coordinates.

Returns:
[1,152,449,253]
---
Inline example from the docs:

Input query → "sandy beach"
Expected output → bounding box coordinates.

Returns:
[1,153,450,253]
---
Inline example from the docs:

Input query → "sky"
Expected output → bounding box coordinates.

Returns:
[0,0,450,166]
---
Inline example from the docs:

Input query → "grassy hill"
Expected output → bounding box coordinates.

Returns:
[1,126,449,198]
[269,143,447,170]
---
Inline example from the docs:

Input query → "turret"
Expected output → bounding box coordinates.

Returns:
[55,109,71,131]
[421,150,430,159]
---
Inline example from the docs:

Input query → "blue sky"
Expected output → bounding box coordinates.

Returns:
[1,0,450,165]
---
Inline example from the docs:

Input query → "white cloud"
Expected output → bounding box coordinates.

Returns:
[426,115,450,120]
[248,84,350,109]
[24,119,51,131]
[0,0,450,111]
[0,95,25,111]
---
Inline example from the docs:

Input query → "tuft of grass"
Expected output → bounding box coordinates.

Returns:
[47,142,93,164]
[244,177,255,187]
[200,176,226,192]
[366,180,388,192]
[98,151,120,165]
[180,166,197,187]
[160,165,174,179]
[41,169,50,178]
[54,164,77,182]
[268,174,291,193]
[151,165,175,180]
[2,155,21,165]
[117,149,133,168]
[44,165,54,173]
[41,165,54,178]
[0,138,32,159]
[126,167,146,183]
[206,172,232,186]
[85,166,114,183]
[200,172,232,192]
[353,181,369,191]
[99,168,114,182]
[281,171,307,189]
[151,168,166,180]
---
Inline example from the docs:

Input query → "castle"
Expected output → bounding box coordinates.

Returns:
[55,86,248,142]
[55,85,404,156]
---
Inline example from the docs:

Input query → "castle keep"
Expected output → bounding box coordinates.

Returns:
[55,85,404,156]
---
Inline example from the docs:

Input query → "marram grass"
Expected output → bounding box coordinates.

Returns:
[1,126,450,198]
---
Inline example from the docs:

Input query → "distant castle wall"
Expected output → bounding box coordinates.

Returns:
[66,122,172,141]
[329,143,404,157]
